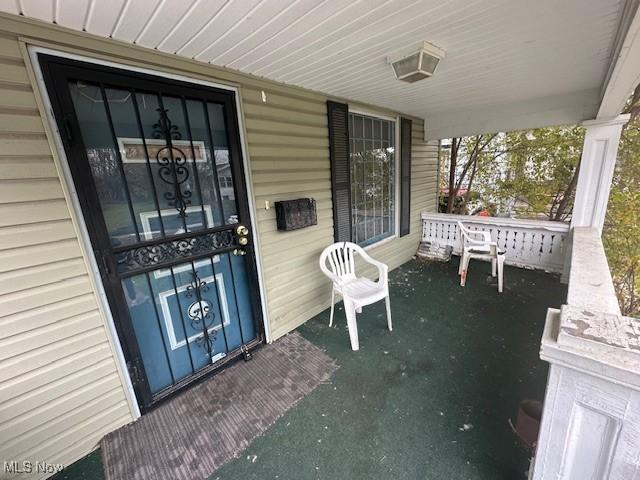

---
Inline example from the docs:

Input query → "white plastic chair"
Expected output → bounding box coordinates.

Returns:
[319,242,392,351]
[457,221,506,292]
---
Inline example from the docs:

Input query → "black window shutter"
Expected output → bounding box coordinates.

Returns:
[399,117,412,237]
[327,100,352,242]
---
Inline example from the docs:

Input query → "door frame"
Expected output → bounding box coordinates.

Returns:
[27,46,271,414]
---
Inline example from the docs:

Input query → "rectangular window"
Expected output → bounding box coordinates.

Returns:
[349,112,395,246]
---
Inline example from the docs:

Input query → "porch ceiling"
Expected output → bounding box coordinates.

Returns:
[2,0,638,138]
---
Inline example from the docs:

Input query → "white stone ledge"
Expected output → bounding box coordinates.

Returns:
[541,227,638,375]
[566,227,621,314]
[541,308,640,392]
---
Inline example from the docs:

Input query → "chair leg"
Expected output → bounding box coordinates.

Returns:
[460,254,471,287]
[458,254,465,275]
[497,257,505,293]
[329,287,335,327]
[385,295,392,332]
[344,299,359,351]
[491,258,497,277]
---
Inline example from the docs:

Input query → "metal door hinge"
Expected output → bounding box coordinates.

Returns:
[62,117,74,143]
[99,252,112,276]
[126,360,142,385]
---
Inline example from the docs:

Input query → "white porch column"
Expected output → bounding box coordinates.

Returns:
[571,114,630,233]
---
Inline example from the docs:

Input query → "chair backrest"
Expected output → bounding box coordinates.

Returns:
[457,221,473,244]
[457,220,496,254]
[319,242,365,283]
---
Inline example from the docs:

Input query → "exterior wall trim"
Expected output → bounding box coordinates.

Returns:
[23,45,273,415]
[394,116,402,240]
[347,106,402,245]
[348,107,397,123]
[20,43,272,344]
[21,44,138,421]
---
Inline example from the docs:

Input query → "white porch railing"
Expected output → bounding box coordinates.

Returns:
[420,212,570,273]
[533,227,640,480]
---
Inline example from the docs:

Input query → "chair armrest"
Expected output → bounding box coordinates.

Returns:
[324,271,342,285]
[360,251,389,285]
[465,236,492,246]
[488,241,499,255]
[466,230,492,243]
[462,227,493,247]
[468,240,499,255]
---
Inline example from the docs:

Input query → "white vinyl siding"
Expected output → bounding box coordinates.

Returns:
[0,32,134,478]
[0,14,439,476]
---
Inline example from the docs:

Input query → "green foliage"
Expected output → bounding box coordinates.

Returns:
[477,126,584,220]
[603,102,640,316]
[439,86,640,315]
[438,194,464,213]
[439,134,503,214]
[441,128,585,219]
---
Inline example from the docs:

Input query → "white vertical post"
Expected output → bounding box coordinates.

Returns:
[571,115,630,234]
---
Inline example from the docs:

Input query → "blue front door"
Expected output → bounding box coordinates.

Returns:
[40,55,263,409]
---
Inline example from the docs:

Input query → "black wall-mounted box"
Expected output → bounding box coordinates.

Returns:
[274,198,317,231]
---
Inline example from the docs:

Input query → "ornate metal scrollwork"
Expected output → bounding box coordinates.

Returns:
[115,229,235,273]
[185,272,217,357]
[152,107,182,141]
[156,145,192,216]
[152,107,192,217]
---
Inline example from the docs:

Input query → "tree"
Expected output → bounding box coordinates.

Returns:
[489,127,584,220]
[440,134,502,214]
[440,127,585,220]
[438,86,640,315]
[603,84,640,316]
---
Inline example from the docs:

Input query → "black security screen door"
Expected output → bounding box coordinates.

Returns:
[40,55,264,410]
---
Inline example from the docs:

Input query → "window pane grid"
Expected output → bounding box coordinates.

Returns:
[349,113,395,247]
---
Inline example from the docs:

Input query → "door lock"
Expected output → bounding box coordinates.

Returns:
[238,237,248,246]
[233,248,247,256]
[235,225,249,236]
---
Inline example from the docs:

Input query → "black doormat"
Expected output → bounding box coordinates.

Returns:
[100,332,339,480]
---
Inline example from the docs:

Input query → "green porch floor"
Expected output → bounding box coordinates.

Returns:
[56,258,566,480]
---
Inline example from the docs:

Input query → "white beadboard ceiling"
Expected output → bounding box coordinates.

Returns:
[1,0,635,138]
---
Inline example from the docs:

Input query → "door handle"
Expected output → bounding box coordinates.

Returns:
[235,225,249,237]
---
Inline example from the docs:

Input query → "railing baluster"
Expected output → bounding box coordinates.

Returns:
[420,213,569,273]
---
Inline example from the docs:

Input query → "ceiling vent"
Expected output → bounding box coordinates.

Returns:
[391,41,445,83]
